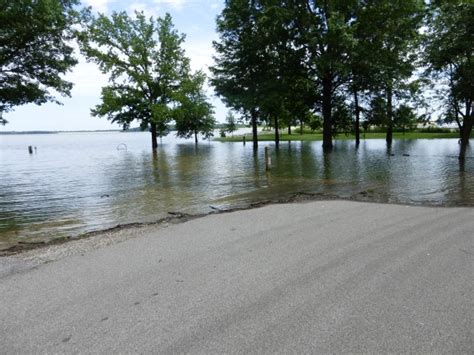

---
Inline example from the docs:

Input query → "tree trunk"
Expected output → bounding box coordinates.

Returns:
[251,109,258,149]
[354,89,360,146]
[459,117,472,161]
[386,87,393,146]
[274,116,280,146]
[322,74,333,151]
[300,120,304,135]
[288,125,291,135]
[150,122,158,150]
[194,130,198,144]
[386,125,393,146]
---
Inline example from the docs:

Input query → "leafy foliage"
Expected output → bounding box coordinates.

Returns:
[357,1,424,143]
[425,1,473,126]
[424,0,473,158]
[210,0,266,145]
[212,1,425,147]
[308,113,322,132]
[0,0,79,116]
[78,11,192,148]
[332,98,353,136]
[174,71,215,142]
[223,111,237,136]
[394,105,420,132]
[211,1,318,144]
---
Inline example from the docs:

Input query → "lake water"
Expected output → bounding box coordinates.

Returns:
[0,131,473,250]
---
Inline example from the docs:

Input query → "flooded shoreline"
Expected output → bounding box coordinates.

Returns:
[1,190,472,256]
[1,132,473,251]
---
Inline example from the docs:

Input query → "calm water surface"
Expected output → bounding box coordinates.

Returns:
[0,132,473,249]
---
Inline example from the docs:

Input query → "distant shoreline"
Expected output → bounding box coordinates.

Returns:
[0,129,121,135]
[216,130,466,142]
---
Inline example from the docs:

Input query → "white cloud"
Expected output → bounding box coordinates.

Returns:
[84,0,114,13]
[129,2,148,13]
[210,2,221,10]
[183,39,215,73]
[63,44,109,97]
[154,0,186,11]
[182,39,228,122]
[128,2,159,18]
[66,59,108,98]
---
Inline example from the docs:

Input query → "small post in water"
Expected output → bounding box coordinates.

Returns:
[28,146,33,154]
[265,146,271,171]
[243,135,246,146]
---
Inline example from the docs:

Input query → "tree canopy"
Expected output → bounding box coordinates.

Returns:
[78,11,194,149]
[425,0,473,159]
[0,0,79,123]
[211,1,316,147]
[211,0,266,148]
[211,0,425,149]
[175,71,216,143]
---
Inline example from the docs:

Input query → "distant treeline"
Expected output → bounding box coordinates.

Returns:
[0,130,119,135]
[0,131,59,135]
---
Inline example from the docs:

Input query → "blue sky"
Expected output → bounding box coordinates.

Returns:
[1,0,227,132]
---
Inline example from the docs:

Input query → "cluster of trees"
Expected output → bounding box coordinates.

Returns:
[220,111,241,137]
[1,1,216,147]
[1,0,472,159]
[211,0,473,159]
[77,10,216,148]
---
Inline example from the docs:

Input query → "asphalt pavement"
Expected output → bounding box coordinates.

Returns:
[0,200,473,353]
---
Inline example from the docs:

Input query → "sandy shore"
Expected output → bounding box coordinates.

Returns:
[1,200,473,353]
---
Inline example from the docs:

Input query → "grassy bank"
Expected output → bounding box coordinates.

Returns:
[216,130,463,142]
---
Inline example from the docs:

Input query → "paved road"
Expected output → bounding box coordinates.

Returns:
[1,201,473,353]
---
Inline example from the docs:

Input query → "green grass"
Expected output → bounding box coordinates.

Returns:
[215,131,463,142]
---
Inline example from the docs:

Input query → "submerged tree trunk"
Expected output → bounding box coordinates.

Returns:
[354,89,360,146]
[459,112,472,161]
[150,122,158,150]
[386,125,393,146]
[322,74,333,151]
[194,130,198,144]
[251,109,258,149]
[386,87,393,146]
[459,122,472,160]
[274,116,280,146]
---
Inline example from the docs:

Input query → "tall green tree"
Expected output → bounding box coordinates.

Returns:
[174,71,215,144]
[223,110,237,137]
[364,0,424,145]
[425,0,473,160]
[257,1,315,145]
[332,96,352,136]
[0,0,79,122]
[211,0,264,149]
[347,1,382,146]
[365,95,388,128]
[78,11,191,149]
[212,1,314,147]
[296,0,357,150]
[393,104,421,133]
[342,1,424,146]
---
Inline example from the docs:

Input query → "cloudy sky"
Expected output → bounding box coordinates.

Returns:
[2,0,226,132]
